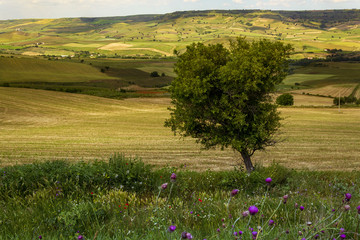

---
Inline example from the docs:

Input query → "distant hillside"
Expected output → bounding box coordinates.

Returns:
[0,9,359,58]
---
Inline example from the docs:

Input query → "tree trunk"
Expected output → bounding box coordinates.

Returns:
[240,151,254,174]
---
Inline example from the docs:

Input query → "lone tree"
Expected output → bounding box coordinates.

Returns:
[165,38,292,173]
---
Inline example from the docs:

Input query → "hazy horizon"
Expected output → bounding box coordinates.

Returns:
[0,0,359,20]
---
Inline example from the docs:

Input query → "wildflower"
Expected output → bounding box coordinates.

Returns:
[265,177,272,184]
[190,211,193,214]
[340,234,346,239]
[283,195,288,204]
[198,198,202,202]
[181,232,187,239]
[357,205,360,214]
[161,183,168,190]
[39,236,42,239]
[345,193,351,201]
[314,234,319,239]
[249,206,258,215]
[90,192,93,195]
[222,223,226,228]
[252,231,258,239]
[340,228,345,233]
[242,210,249,217]
[298,231,302,235]
[268,219,274,226]
[344,205,350,211]
[168,225,176,232]
[306,221,312,226]
[217,228,220,232]
[78,236,83,240]
[231,189,239,197]
[286,230,289,234]
[170,173,176,182]
[221,218,224,222]
[295,203,298,208]
[300,206,305,211]
[238,231,243,235]
[233,232,238,236]
[185,233,193,239]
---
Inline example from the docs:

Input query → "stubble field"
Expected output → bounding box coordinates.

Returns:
[1,87,359,171]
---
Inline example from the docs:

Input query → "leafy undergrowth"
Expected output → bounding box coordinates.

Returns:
[0,154,359,239]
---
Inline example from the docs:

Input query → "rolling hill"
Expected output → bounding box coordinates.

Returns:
[0,9,359,58]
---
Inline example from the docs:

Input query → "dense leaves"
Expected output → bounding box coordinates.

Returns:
[165,38,293,172]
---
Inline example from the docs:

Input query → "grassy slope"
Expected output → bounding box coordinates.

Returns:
[0,10,359,57]
[281,62,360,98]
[1,87,359,171]
[0,57,117,82]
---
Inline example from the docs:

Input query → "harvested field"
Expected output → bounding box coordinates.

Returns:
[1,87,359,171]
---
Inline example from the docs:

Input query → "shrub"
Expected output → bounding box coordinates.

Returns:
[276,93,294,106]
[150,71,160,77]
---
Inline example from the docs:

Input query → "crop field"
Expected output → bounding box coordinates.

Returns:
[1,87,359,171]
[1,10,360,57]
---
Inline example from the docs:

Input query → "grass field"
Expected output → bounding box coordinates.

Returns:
[1,87,359,171]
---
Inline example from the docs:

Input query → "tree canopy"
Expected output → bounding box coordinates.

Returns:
[165,37,293,173]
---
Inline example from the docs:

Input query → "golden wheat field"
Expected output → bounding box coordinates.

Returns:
[1,87,359,171]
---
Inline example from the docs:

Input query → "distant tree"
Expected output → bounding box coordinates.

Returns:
[150,71,160,77]
[165,38,293,173]
[276,93,294,106]
[161,73,166,77]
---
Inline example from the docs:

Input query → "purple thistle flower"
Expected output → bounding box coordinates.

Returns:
[252,231,258,239]
[39,236,42,239]
[357,205,360,214]
[283,195,288,204]
[269,219,274,226]
[233,231,238,236]
[300,206,305,211]
[217,228,220,232]
[170,173,176,182]
[238,231,243,235]
[168,225,176,232]
[344,205,350,211]
[295,202,298,208]
[242,210,249,217]
[314,234,319,239]
[78,236,83,240]
[181,232,188,239]
[265,177,272,184]
[186,232,193,239]
[231,189,239,197]
[249,206,258,215]
[345,193,351,201]
[340,228,345,233]
[340,234,346,239]
[161,183,168,190]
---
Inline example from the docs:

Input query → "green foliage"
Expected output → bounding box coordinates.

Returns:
[276,93,294,106]
[165,38,293,172]
[150,71,160,77]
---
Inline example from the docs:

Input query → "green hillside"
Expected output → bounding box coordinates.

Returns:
[0,10,359,58]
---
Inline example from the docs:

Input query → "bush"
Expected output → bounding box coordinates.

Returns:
[276,93,294,106]
[150,71,160,77]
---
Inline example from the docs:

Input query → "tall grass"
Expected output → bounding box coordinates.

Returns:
[0,155,359,239]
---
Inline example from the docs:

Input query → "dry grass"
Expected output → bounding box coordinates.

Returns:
[291,84,357,98]
[1,87,359,171]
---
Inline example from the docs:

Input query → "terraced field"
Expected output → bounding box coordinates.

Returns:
[1,87,359,171]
